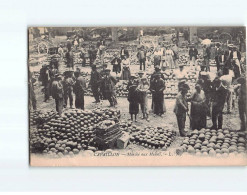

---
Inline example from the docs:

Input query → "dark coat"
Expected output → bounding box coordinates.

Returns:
[90,70,102,87]
[189,48,198,60]
[230,50,241,61]
[211,83,228,111]
[120,49,129,58]
[111,57,122,73]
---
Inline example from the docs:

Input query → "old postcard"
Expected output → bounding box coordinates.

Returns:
[29,27,247,166]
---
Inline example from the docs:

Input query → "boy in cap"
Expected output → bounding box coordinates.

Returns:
[174,83,190,136]
[127,74,139,122]
[136,71,150,120]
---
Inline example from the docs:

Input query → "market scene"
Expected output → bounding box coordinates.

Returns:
[29,27,247,160]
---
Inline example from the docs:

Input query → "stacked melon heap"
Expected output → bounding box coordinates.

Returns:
[30,110,57,126]
[30,108,120,157]
[176,129,246,157]
[129,126,176,150]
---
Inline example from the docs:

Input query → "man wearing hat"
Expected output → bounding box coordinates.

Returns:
[127,74,139,122]
[65,49,74,69]
[174,64,188,92]
[210,77,228,129]
[150,73,166,116]
[29,71,37,110]
[215,43,223,71]
[197,71,213,117]
[202,45,211,72]
[51,74,64,116]
[74,72,87,110]
[89,65,102,103]
[231,46,242,74]
[137,46,146,71]
[100,64,108,77]
[102,69,118,106]
[99,64,108,99]
[235,76,246,131]
[111,53,122,76]
[42,64,51,102]
[223,44,233,73]
[63,70,75,108]
[120,46,129,60]
[189,43,198,70]
[150,66,165,81]
[79,47,86,67]
[174,83,190,136]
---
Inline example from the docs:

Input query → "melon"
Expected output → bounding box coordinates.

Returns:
[209,149,216,156]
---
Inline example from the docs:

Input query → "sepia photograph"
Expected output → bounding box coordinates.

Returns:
[28,26,247,166]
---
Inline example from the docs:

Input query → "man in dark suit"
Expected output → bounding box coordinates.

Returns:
[215,43,223,71]
[210,78,228,129]
[223,45,233,74]
[189,44,198,69]
[120,46,129,60]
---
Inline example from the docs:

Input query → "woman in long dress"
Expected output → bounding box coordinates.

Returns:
[120,55,131,80]
[189,84,207,130]
[165,45,175,69]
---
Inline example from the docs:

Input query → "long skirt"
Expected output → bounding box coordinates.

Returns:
[129,101,139,114]
[152,92,166,115]
[165,56,175,69]
[75,93,84,110]
[113,64,121,74]
[121,67,131,80]
[190,103,207,130]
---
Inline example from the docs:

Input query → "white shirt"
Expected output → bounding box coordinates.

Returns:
[220,73,233,89]
[233,51,238,59]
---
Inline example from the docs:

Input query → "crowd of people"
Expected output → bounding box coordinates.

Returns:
[29,35,246,138]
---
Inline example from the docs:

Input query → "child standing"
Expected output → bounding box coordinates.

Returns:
[127,74,139,122]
